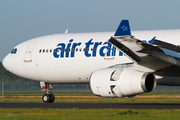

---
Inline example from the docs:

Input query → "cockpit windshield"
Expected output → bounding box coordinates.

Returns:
[11,48,17,54]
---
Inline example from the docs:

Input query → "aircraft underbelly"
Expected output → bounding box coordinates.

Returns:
[30,55,131,83]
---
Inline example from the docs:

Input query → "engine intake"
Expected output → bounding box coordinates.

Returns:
[90,68,156,98]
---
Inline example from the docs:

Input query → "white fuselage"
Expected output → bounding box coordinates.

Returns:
[3,30,180,84]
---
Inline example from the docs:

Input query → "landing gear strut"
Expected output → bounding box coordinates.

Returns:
[41,83,55,103]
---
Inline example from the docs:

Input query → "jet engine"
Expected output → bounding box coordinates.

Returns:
[90,68,156,98]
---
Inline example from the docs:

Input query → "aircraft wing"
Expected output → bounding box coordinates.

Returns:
[109,20,180,67]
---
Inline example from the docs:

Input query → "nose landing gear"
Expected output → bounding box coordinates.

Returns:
[41,82,55,103]
[42,93,55,103]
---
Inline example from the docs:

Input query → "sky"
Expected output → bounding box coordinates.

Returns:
[1,0,180,61]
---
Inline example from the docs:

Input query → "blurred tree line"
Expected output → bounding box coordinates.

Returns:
[2,61,180,94]
[0,62,90,91]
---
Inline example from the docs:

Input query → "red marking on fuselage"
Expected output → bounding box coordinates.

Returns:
[24,62,32,63]
[96,87,100,95]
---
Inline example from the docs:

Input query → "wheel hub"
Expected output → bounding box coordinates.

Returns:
[43,96,48,101]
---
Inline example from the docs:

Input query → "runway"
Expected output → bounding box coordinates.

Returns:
[0,103,180,109]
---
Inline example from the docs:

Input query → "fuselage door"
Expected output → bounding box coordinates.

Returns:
[24,42,36,63]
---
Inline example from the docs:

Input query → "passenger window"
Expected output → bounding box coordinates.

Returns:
[91,48,93,51]
[39,49,42,53]
[46,49,48,53]
[53,49,56,52]
[50,49,52,53]
[43,49,45,53]
[76,48,78,52]
[57,49,59,52]
[83,48,85,51]
[65,49,67,52]
[72,48,74,52]
[80,48,82,52]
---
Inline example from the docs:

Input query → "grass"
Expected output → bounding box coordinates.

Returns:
[1,97,180,103]
[0,89,180,103]
[0,90,180,119]
[1,90,180,103]
[0,108,180,120]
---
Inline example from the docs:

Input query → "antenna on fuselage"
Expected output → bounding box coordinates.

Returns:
[65,29,68,34]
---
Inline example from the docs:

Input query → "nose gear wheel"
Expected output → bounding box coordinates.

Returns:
[42,83,55,103]
[42,94,55,103]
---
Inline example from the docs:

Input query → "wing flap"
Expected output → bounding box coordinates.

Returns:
[109,36,141,62]
[153,39,180,53]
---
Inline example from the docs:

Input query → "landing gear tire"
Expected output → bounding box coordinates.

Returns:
[42,94,50,103]
[42,94,55,103]
[50,94,55,103]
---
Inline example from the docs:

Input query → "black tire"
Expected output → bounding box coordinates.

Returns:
[50,94,55,103]
[42,94,50,103]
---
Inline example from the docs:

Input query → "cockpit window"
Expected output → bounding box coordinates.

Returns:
[11,48,17,54]
[11,49,14,54]
[14,48,17,53]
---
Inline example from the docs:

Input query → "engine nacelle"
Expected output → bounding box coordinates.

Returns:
[90,68,156,98]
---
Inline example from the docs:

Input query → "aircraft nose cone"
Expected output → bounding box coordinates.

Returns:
[2,54,12,72]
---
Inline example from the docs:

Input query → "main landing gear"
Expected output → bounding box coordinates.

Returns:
[41,83,55,103]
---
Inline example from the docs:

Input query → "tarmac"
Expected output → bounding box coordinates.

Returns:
[1,103,180,109]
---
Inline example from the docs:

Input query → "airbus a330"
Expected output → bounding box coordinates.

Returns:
[3,20,180,103]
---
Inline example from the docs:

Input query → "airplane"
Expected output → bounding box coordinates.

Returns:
[3,20,180,103]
